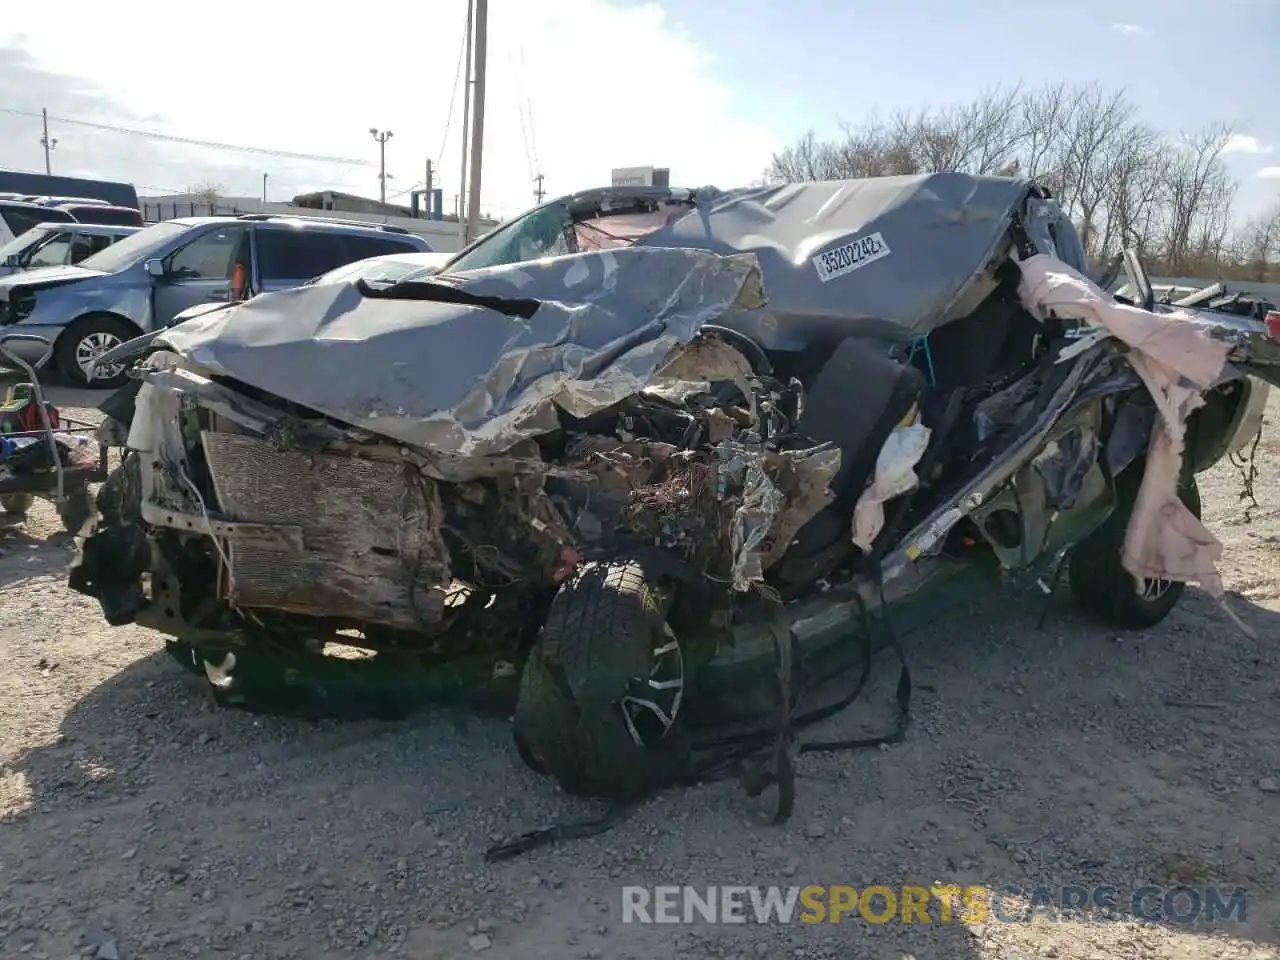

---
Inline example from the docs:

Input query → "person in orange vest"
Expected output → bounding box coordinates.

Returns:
[228,234,252,302]
[229,259,250,302]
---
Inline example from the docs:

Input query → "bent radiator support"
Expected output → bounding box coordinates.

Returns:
[200,432,452,629]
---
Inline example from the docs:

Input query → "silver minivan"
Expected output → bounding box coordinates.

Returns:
[0,213,431,388]
[0,222,139,278]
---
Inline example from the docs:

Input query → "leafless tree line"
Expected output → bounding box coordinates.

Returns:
[766,83,1280,282]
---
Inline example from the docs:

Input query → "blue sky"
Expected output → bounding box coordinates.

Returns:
[1,0,1276,218]
[658,0,1280,216]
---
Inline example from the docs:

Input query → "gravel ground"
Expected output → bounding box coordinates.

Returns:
[1,377,1278,960]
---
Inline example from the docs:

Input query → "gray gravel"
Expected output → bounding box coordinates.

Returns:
[1,380,1277,960]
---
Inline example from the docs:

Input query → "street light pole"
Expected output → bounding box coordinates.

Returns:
[464,0,488,245]
[458,0,474,245]
[40,108,58,175]
[369,128,394,204]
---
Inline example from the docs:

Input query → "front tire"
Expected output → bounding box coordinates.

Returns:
[1068,471,1202,629]
[55,314,138,389]
[513,559,689,801]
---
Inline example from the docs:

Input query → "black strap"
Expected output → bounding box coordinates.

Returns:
[484,803,631,862]
[799,620,911,753]
[484,386,968,854]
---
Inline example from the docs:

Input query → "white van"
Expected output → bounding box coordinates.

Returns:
[0,222,141,277]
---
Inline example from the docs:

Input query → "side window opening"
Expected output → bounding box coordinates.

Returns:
[167,226,248,280]
[85,234,117,257]
[27,233,73,268]
[69,233,98,264]
[341,234,423,262]
[255,228,351,282]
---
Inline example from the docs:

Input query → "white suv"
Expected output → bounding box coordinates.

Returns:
[0,222,140,277]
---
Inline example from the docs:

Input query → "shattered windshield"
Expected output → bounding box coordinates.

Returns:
[444,202,574,273]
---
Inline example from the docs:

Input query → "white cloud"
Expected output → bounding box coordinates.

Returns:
[1109,22,1147,35]
[1258,166,1280,180]
[0,0,780,218]
[1222,134,1274,155]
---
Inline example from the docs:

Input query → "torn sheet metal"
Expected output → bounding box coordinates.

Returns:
[852,423,931,552]
[1030,424,1098,512]
[716,442,783,592]
[1014,255,1240,621]
[149,247,765,459]
[718,442,844,592]
[755,444,843,574]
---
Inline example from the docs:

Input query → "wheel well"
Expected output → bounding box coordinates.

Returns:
[57,312,144,347]
[1185,379,1247,474]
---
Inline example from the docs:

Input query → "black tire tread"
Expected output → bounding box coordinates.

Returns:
[513,559,685,800]
[1068,471,1201,629]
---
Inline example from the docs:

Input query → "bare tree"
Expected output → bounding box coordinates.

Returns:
[765,85,1273,281]
[953,84,1028,174]
[1234,201,1280,281]
[1097,124,1169,258]
[1020,82,1071,184]
[765,87,1029,182]
[1159,122,1235,273]
[1052,86,1139,259]
[187,180,224,206]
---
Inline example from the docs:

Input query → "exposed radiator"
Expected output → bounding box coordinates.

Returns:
[200,432,450,630]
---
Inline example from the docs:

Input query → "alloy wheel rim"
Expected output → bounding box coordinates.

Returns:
[76,331,124,380]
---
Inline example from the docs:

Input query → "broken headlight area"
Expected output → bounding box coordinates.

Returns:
[68,331,844,713]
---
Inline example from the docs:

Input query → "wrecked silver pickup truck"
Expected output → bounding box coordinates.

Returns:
[71,174,1280,805]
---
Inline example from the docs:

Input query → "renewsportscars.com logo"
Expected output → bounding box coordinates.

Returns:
[621,884,1248,925]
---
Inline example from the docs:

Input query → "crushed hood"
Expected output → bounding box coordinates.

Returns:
[151,246,765,458]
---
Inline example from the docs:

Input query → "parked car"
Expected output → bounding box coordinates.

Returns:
[0,213,431,388]
[86,248,453,368]
[0,200,76,247]
[70,174,1280,809]
[0,223,139,277]
[27,196,111,208]
[56,203,144,227]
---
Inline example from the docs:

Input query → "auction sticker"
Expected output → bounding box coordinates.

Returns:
[812,232,891,283]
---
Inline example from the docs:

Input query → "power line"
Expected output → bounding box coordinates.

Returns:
[0,106,375,166]
[434,3,471,171]
[519,46,541,175]
[513,47,534,183]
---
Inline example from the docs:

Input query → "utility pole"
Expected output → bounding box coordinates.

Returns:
[464,0,488,245]
[424,159,434,218]
[458,0,474,244]
[533,173,545,204]
[369,128,394,204]
[262,173,268,203]
[40,108,57,175]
